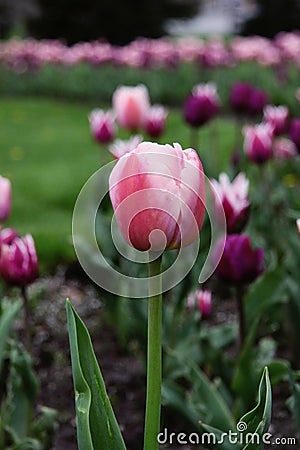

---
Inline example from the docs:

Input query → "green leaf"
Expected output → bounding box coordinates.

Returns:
[245,268,286,325]
[0,299,22,375]
[199,422,242,450]
[232,319,260,414]
[239,367,272,450]
[198,368,272,450]
[66,300,126,450]
[189,363,236,432]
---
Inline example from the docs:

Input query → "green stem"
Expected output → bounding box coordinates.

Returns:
[21,286,31,352]
[236,287,245,351]
[143,254,163,450]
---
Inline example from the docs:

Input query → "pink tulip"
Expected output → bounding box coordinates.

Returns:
[187,289,212,318]
[196,289,212,318]
[112,84,150,131]
[273,138,298,160]
[109,142,206,251]
[109,135,142,159]
[297,219,300,234]
[211,172,250,234]
[243,123,274,164]
[0,176,12,222]
[263,105,289,135]
[144,105,168,138]
[0,234,38,286]
[89,109,116,143]
[0,227,18,246]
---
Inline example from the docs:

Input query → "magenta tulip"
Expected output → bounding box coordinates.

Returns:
[263,105,289,135]
[109,142,206,251]
[144,105,168,138]
[213,234,264,285]
[211,172,250,234]
[243,123,274,164]
[0,176,12,222]
[0,234,38,286]
[89,109,116,144]
[184,83,220,128]
[289,118,300,150]
[112,84,150,131]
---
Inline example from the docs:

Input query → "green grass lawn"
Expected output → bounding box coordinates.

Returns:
[0,97,235,272]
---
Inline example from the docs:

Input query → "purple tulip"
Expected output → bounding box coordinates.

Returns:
[289,118,300,150]
[0,234,39,286]
[184,83,220,128]
[144,105,168,138]
[89,109,116,144]
[211,172,250,234]
[243,123,274,164]
[230,82,253,114]
[248,88,268,116]
[0,176,12,222]
[213,234,264,285]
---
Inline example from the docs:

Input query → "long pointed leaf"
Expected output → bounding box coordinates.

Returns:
[66,300,126,450]
[0,299,22,375]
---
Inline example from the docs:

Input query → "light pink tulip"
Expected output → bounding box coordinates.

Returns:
[109,135,142,159]
[112,84,150,131]
[0,176,12,222]
[109,142,206,251]
[0,234,38,286]
[211,173,250,234]
[297,219,300,234]
[273,138,298,160]
[263,105,289,135]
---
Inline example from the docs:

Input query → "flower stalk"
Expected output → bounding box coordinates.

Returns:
[144,254,163,450]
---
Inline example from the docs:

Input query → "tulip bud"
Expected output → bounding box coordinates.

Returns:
[109,142,206,251]
[263,105,289,135]
[213,234,264,285]
[109,135,142,159]
[273,138,297,160]
[0,234,38,286]
[184,83,220,128]
[196,289,212,318]
[89,109,116,144]
[289,118,300,151]
[211,172,250,234]
[144,105,168,138]
[243,123,274,164]
[112,84,150,131]
[0,175,12,222]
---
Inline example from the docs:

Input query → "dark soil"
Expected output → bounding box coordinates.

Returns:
[23,267,299,450]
